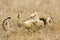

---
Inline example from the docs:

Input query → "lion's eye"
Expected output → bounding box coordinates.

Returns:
[49,20,51,23]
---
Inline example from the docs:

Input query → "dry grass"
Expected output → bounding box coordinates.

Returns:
[0,0,60,40]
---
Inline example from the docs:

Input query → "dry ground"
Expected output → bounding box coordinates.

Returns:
[0,0,60,40]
